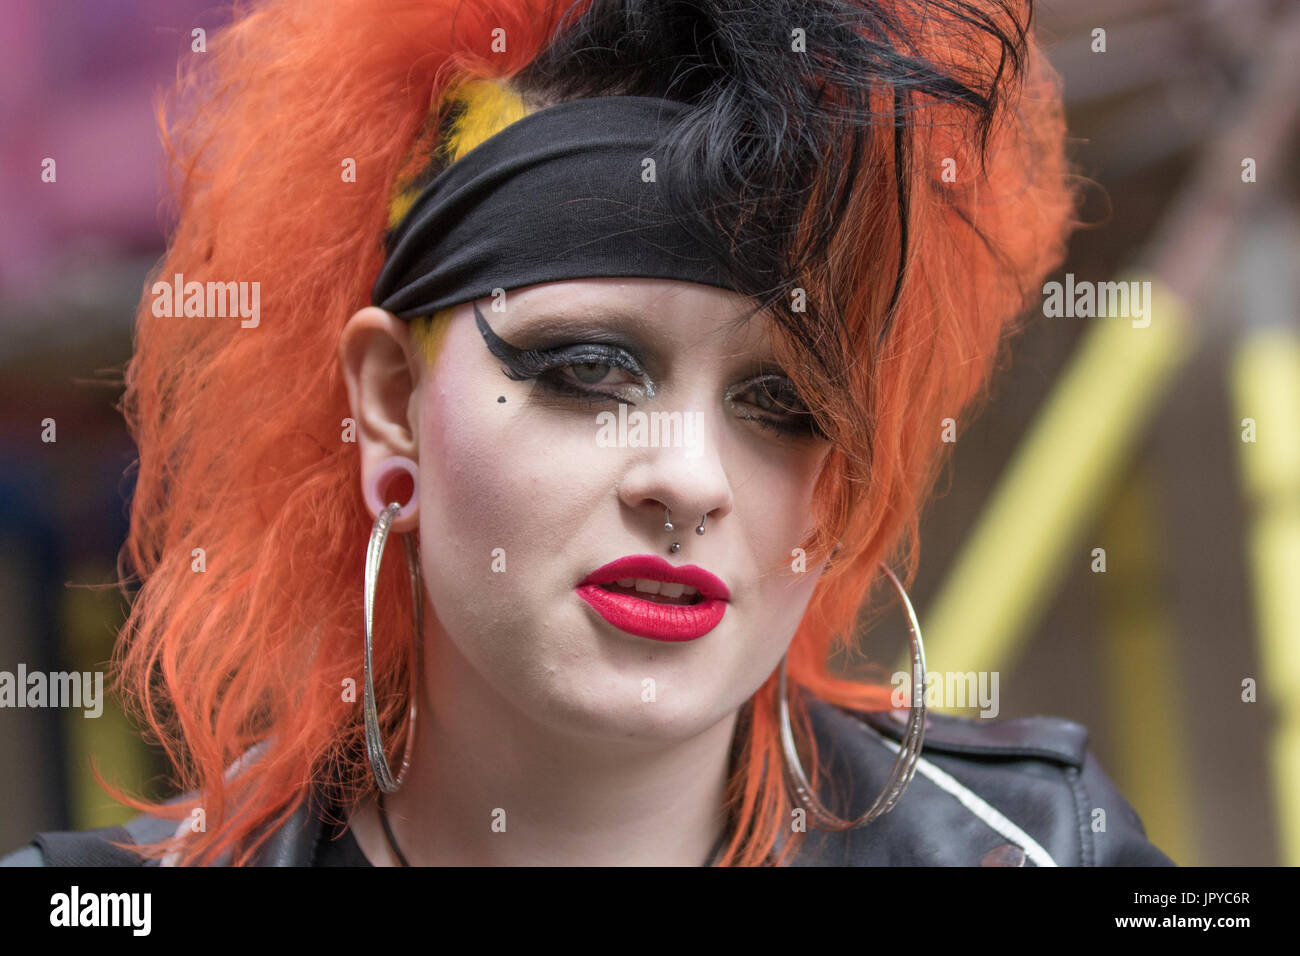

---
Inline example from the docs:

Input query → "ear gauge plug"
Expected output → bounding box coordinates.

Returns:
[365,455,419,524]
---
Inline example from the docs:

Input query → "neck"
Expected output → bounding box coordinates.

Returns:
[349,625,738,866]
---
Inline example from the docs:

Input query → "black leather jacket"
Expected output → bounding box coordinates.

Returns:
[1,695,1175,866]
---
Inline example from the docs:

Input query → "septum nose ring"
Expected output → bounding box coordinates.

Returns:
[665,507,706,554]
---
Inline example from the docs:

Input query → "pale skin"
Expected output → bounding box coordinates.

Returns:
[337,277,833,865]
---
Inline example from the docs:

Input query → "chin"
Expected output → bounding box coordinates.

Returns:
[527,668,736,745]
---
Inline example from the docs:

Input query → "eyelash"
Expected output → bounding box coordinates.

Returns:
[500,345,827,440]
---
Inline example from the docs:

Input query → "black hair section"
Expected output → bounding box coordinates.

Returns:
[507,0,1034,382]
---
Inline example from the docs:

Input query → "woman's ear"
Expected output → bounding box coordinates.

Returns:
[338,306,421,531]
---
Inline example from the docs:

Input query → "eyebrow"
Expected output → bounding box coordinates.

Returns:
[476,299,782,375]
[492,305,657,347]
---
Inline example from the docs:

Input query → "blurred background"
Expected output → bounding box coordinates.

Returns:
[1,0,1297,865]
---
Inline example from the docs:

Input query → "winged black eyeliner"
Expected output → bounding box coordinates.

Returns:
[473,300,551,375]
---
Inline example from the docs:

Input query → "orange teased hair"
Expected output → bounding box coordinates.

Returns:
[108,0,1074,865]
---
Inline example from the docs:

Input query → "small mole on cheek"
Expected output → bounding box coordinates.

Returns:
[497,396,506,403]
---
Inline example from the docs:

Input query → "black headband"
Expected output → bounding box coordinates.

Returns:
[371,95,741,319]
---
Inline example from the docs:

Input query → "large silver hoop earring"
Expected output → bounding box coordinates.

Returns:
[777,561,926,830]
[363,500,424,793]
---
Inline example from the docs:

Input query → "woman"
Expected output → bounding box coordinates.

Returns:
[4,0,1173,866]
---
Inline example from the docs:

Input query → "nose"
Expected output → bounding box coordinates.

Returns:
[616,412,734,551]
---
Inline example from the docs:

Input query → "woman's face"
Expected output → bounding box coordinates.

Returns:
[355,277,833,743]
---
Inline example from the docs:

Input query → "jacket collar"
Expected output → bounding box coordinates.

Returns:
[785,695,1041,865]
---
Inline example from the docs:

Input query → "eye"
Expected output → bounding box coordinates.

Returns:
[512,344,651,404]
[474,301,654,403]
[728,374,827,439]
[568,361,619,385]
[751,377,804,413]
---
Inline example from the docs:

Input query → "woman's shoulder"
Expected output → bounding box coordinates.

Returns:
[1,741,323,867]
[796,694,1177,866]
[1,812,181,867]
[0,787,326,867]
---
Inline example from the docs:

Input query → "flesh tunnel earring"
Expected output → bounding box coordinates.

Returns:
[777,562,926,831]
[362,455,423,795]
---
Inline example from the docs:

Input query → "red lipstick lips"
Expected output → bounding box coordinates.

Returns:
[576,554,730,642]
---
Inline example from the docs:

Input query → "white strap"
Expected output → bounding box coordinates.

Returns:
[867,728,1060,867]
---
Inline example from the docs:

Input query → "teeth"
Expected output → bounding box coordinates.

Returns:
[599,578,704,602]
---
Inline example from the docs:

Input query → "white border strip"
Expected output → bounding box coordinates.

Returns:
[868,730,1059,867]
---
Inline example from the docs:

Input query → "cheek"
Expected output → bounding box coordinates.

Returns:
[412,355,611,639]
[411,360,562,712]
[415,365,549,627]
[418,375,519,549]
[738,450,829,633]
[416,371,606,553]
[741,443,826,557]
